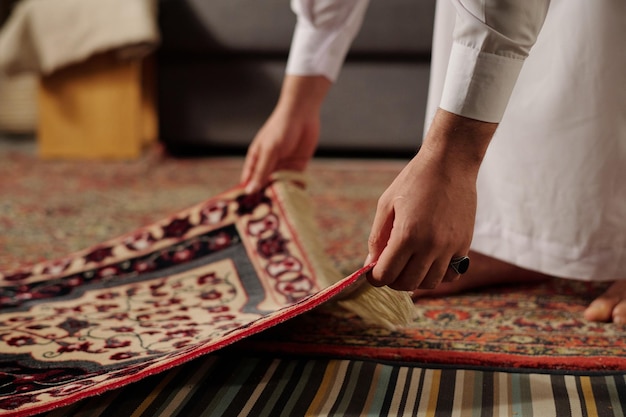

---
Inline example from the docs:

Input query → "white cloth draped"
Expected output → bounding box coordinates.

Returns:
[0,0,159,75]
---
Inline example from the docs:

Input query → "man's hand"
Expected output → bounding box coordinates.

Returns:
[241,75,331,193]
[366,109,497,291]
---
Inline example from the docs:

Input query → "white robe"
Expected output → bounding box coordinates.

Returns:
[427,0,626,281]
[288,0,626,281]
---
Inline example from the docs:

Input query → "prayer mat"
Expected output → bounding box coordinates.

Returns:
[0,173,413,417]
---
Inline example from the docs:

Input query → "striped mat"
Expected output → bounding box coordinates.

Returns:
[37,354,625,417]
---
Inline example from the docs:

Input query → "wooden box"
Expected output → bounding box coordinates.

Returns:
[37,52,157,159]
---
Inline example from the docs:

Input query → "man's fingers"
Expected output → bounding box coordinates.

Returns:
[365,196,395,270]
[442,259,464,282]
[365,194,466,290]
[368,239,413,287]
[367,214,414,287]
[241,145,259,186]
[245,145,276,194]
[418,257,451,289]
[386,254,431,291]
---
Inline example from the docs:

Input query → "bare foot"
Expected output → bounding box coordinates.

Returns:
[412,250,550,297]
[584,281,626,324]
[415,251,626,324]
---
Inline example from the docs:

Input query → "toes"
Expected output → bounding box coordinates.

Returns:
[584,297,617,322]
[611,301,626,325]
[584,281,626,323]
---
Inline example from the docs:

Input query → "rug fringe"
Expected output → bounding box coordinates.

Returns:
[271,171,415,329]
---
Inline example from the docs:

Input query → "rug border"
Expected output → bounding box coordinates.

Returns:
[5,268,366,417]
[233,341,626,374]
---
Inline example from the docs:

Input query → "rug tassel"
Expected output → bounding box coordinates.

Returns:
[271,172,415,329]
[336,280,415,329]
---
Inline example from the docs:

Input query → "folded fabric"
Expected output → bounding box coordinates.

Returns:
[0,172,414,416]
[0,0,159,75]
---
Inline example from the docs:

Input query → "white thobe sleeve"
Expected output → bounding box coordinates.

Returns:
[286,0,369,82]
[440,0,551,122]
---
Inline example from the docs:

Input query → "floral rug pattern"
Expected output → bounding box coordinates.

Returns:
[240,278,621,371]
[0,178,362,416]
[3,141,626,416]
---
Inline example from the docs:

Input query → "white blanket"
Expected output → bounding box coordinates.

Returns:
[0,0,159,75]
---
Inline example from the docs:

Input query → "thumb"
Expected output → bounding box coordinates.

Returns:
[365,198,395,276]
[245,145,276,194]
[241,146,258,186]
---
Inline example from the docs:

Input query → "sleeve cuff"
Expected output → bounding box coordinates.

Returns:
[285,24,350,82]
[440,42,525,123]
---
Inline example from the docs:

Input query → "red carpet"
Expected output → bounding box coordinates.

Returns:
[240,277,621,371]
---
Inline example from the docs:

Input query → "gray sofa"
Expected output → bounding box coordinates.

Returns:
[157,0,436,155]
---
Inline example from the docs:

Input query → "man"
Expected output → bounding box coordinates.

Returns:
[241,0,626,322]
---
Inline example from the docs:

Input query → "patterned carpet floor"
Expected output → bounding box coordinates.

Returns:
[0,139,384,276]
[2,137,626,416]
